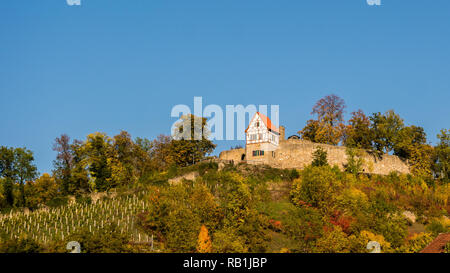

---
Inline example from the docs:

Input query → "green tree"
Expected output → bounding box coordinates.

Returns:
[393,125,427,159]
[170,114,216,167]
[345,148,363,175]
[0,147,16,206]
[393,126,433,177]
[70,139,90,194]
[85,133,113,191]
[14,148,38,206]
[370,110,404,154]
[0,146,37,207]
[433,129,450,182]
[311,147,328,167]
[111,131,138,186]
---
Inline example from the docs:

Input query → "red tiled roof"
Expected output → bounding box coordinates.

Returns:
[245,112,279,133]
[420,233,450,253]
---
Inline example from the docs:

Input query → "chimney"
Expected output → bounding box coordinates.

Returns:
[280,126,285,141]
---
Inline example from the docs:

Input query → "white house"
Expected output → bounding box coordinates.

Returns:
[245,112,281,159]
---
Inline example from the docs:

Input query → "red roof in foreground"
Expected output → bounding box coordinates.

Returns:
[420,233,450,253]
[245,112,279,133]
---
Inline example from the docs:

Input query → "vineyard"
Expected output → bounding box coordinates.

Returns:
[0,192,153,246]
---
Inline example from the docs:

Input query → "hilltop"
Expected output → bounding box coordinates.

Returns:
[1,159,449,253]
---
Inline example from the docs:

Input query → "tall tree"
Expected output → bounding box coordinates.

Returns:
[370,110,404,154]
[312,94,346,127]
[0,146,37,206]
[70,139,90,194]
[299,95,346,145]
[393,125,432,176]
[14,148,38,206]
[393,125,427,159]
[53,134,74,194]
[84,133,113,191]
[343,110,373,150]
[433,129,450,182]
[0,147,16,206]
[111,131,136,185]
[141,134,173,171]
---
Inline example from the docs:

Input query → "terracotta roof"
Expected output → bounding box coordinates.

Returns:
[420,233,450,253]
[245,112,279,133]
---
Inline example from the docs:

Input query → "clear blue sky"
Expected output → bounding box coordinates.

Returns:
[1,0,449,174]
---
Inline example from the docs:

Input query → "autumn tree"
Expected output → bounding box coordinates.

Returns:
[197,225,212,253]
[299,120,320,142]
[391,125,433,176]
[111,131,137,185]
[291,165,341,214]
[393,126,427,159]
[299,95,346,145]
[69,139,90,194]
[137,135,173,171]
[24,173,59,208]
[343,110,373,150]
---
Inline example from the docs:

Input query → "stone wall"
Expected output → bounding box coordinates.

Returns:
[219,139,410,175]
[269,139,410,175]
[219,148,245,163]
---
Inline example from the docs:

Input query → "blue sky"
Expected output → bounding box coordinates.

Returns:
[1,0,449,174]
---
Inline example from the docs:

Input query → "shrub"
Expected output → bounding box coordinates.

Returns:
[0,236,42,253]
[46,196,69,208]
[311,147,328,167]
[425,217,450,236]
[397,232,434,253]
[46,223,132,253]
[291,166,341,213]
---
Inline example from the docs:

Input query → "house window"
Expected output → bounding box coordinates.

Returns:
[256,121,260,127]
[252,150,265,156]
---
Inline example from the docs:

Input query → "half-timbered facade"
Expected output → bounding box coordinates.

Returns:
[245,112,280,162]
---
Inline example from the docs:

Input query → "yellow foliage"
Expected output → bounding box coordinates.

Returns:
[279,248,290,253]
[197,225,212,253]
[398,232,434,253]
[335,187,369,216]
[359,230,391,252]
[313,226,352,253]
